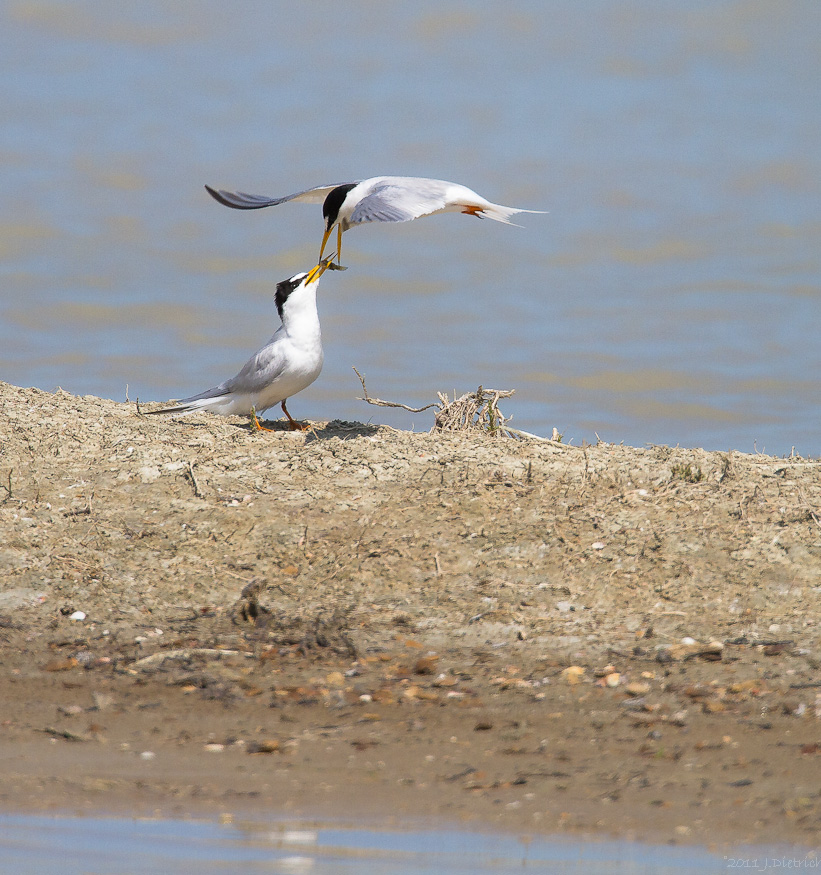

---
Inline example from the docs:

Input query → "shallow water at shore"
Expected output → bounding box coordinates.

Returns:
[1,2,819,453]
[2,814,802,875]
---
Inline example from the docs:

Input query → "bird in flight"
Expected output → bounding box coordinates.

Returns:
[205,176,544,268]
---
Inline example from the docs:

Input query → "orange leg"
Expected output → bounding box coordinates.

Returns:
[251,407,277,432]
[281,399,310,432]
[461,205,485,217]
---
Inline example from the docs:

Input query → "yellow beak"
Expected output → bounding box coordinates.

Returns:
[319,225,347,270]
[305,255,335,284]
[319,226,334,262]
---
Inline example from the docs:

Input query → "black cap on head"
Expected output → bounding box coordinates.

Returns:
[275,272,308,320]
[322,183,358,230]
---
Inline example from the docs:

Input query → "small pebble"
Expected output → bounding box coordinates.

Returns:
[69,611,86,621]
[702,700,726,714]
[625,682,651,697]
[139,751,156,761]
[561,666,585,685]
[92,692,115,711]
[57,704,83,717]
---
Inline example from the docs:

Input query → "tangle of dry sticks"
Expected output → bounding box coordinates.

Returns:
[433,386,515,435]
[353,367,568,445]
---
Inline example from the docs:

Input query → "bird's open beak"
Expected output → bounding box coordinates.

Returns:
[305,255,337,284]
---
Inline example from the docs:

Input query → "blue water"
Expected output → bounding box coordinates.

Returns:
[2,814,807,875]
[1,1,819,454]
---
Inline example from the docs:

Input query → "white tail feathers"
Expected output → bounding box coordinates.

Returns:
[476,203,547,227]
[144,392,234,417]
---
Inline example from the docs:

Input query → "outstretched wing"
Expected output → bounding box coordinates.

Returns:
[204,183,350,210]
[347,178,454,226]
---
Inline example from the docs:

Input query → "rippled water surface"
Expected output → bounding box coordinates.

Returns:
[1,1,819,453]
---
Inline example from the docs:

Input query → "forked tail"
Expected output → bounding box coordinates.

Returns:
[471,202,547,226]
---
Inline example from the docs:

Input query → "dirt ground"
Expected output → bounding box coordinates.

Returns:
[1,380,820,849]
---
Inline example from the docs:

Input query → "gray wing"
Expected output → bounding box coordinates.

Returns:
[143,384,231,414]
[348,178,452,225]
[144,350,278,411]
[205,183,351,210]
[220,336,288,394]
[146,329,288,415]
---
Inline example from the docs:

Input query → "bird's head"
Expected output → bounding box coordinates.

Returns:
[275,257,335,320]
[322,183,358,230]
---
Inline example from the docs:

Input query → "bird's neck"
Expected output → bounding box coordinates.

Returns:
[281,287,321,344]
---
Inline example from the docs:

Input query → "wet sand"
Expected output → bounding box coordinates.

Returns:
[1,381,819,847]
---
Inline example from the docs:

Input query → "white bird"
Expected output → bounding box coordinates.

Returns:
[145,258,333,431]
[205,176,544,267]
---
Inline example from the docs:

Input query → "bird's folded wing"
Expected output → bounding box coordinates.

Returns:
[144,385,230,414]
[205,184,347,209]
[222,345,287,395]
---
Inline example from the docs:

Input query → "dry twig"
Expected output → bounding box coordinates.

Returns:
[354,367,438,413]
[0,469,11,502]
[185,461,205,499]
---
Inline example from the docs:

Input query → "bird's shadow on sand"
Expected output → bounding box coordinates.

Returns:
[251,418,383,441]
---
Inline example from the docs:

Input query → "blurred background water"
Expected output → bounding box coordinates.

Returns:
[1,0,819,454]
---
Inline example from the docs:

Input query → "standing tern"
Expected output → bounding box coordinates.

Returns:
[205,176,544,267]
[144,257,333,431]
